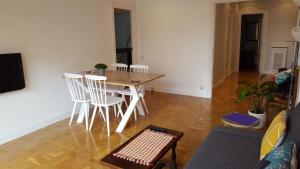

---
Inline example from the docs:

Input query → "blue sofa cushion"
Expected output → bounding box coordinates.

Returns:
[283,104,300,168]
[266,142,296,169]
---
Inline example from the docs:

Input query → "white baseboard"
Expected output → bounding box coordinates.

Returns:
[0,111,70,145]
[261,70,274,75]
[148,87,210,98]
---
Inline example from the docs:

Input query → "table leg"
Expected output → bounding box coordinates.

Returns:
[136,85,145,116]
[136,100,145,116]
[116,85,139,133]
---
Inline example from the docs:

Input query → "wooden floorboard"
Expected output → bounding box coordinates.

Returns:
[0,72,274,169]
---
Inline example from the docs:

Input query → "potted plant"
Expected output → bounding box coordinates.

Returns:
[94,63,108,75]
[236,75,277,129]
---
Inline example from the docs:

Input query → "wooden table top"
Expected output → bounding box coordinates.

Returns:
[100,125,184,169]
[81,70,164,87]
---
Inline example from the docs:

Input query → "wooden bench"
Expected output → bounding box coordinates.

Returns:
[100,125,183,169]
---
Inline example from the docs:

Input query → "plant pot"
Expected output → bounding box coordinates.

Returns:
[97,68,105,75]
[248,110,267,129]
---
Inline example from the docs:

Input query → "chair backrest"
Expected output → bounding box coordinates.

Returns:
[130,64,149,73]
[85,75,107,106]
[64,73,87,102]
[111,63,128,71]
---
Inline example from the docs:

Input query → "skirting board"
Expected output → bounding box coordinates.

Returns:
[0,111,71,145]
[0,104,97,145]
[148,87,211,98]
[261,70,274,75]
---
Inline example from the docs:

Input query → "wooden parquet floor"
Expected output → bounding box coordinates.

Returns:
[0,72,268,169]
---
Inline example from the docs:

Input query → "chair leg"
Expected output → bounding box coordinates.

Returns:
[105,106,110,136]
[123,94,128,108]
[84,103,89,130]
[89,106,98,131]
[99,107,106,122]
[69,102,78,126]
[134,109,137,121]
[113,105,117,117]
[112,93,117,117]
[117,103,124,118]
[141,96,149,114]
[134,100,137,121]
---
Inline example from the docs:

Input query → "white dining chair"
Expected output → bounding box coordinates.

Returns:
[64,73,90,130]
[110,63,128,71]
[108,63,130,108]
[107,64,150,121]
[106,63,128,115]
[85,74,124,136]
[130,64,149,115]
[130,64,149,73]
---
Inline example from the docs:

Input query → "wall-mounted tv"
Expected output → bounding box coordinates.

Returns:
[0,53,25,93]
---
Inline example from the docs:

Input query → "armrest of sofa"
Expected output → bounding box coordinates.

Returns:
[214,126,264,139]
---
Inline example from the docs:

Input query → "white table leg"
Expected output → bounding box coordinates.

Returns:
[136,85,146,116]
[116,85,139,133]
[136,101,145,116]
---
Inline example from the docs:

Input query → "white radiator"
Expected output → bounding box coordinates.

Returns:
[270,47,288,72]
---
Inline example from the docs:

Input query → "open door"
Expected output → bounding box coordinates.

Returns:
[239,14,263,72]
[114,8,132,66]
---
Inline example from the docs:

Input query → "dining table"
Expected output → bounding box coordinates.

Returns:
[77,70,164,133]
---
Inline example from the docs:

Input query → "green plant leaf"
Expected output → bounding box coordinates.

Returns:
[260,74,267,81]
[95,63,108,69]
[236,77,278,114]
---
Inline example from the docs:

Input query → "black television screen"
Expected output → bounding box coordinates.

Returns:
[0,53,25,93]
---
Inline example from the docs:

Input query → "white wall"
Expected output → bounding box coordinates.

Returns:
[213,4,228,86]
[0,0,135,144]
[136,0,214,98]
[213,3,239,87]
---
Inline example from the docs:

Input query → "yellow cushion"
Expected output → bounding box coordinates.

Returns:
[260,110,286,159]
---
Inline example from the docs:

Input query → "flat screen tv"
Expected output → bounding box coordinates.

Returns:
[0,53,25,93]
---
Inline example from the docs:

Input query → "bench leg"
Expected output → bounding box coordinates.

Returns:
[153,161,165,169]
[154,143,178,169]
[170,143,178,169]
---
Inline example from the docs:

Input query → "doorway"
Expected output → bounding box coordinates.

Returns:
[239,14,263,72]
[114,8,132,66]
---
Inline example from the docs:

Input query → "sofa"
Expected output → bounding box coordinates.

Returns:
[184,104,300,169]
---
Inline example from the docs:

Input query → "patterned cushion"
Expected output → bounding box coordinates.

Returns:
[260,111,286,159]
[275,72,290,85]
[264,142,297,169]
